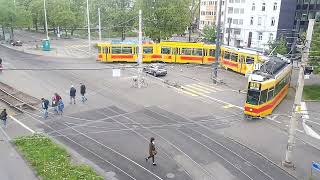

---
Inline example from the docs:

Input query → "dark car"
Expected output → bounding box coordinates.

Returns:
[11,40,23,46]
[143,64,167,77]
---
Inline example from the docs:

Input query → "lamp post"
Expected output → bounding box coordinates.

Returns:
[44,0,49,40]
[86,0,91,53]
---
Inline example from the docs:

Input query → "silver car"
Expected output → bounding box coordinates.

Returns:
[143,64,167,77]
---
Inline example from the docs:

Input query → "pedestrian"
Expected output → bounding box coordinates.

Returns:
[52,93,61,114]
[41,98,49,119]
[80,83,87,103]
[146,137,157,166]
[69,85,76,104]
[0,109,8,128]
[57,99,64,115]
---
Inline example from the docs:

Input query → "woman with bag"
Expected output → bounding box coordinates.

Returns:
[146,137,157,166]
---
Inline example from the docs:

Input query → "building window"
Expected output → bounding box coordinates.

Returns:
[269,33,274,41]
[228,7,233,14]
[273,2,278,10]
[234,8,240,14]
[262,3,266,11]
[241,0,245,3]
[201,11,205,15]
[235,0,240,3]
[239,19,243,25]
[271,17,275,26]
[258,17,262,25]
[258,32,263,41]
[250,17,254,25]
[229,0,234,3]
[240,8,244,14]
[233,19,238,24]
[252,3,255,11]
[234,29,241,35]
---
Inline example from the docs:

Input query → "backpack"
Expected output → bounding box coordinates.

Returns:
[44,99,49,109]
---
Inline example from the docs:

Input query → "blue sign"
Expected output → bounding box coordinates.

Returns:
[312,162,320,172]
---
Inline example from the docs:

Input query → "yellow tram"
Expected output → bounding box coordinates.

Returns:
[244,57,292,118]
[97,41,264,75]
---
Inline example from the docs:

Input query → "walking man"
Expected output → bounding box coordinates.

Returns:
[41,98,49,119]
[70,85,76,104]
[0,109,7,128]
[57,99,64,115]
[80,83,87,103]
[146,137,157,166]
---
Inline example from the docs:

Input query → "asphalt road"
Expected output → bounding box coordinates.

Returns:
[0,45,308,180]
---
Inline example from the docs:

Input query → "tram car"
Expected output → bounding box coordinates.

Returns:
[244,56,292,118]
[97,41,264,75]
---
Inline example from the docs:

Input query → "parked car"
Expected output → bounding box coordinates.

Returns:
[143,64,167,77]
[11,40,22,46]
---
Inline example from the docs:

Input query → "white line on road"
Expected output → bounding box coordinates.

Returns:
[0,126,11,141]
[9,115,35,134]
[301,102,320,140]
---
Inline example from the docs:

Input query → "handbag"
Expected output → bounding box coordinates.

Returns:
[152,150,157,155]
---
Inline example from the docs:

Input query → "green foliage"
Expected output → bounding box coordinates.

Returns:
[14,134,103,180]
[137,0,191,42]
[310,22,320,74]
[268,37,288,55]
[303,85,320,101]
[202,25,216,43]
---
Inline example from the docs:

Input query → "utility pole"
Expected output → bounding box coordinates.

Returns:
[227,18,232,46]
[283,19,315,168]
[137,10,143,88]
[98,8,102,42]
[213,0,222,84]
[43,0,49,40]
[86,0,91,53]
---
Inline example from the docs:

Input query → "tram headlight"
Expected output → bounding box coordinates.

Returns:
[249,108,253,112]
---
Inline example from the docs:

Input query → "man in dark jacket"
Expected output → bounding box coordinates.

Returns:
[41,98,49,119]
[70,85,76,104]
[80,83,87,103]
[0,109,8,128]
[146,137,157,166]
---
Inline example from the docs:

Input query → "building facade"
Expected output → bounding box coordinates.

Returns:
[295,0,320,32]
[199,0,227,30]
[224,0,296,51]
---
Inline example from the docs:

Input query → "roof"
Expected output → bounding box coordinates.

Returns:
[223,45,264,56]
[252,57,290,80]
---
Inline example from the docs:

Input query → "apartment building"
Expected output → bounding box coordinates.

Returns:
[199,0,227,30]
[224,0,296,50]
[295,0,320,32]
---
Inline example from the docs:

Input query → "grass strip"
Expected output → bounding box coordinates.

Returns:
[303,85,320,101]
[13,134,103,180]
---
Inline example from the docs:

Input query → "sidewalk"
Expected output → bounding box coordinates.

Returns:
[0,129,37,180]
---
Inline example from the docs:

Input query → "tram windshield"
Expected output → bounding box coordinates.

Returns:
[246,90,260,105]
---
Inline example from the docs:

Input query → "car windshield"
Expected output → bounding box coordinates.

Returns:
[246,90,260,105]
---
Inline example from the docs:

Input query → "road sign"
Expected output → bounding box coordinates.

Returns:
[312,162,320,172]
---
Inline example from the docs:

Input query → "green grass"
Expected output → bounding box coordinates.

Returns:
[13,134,103,180]
[303,85,320,101]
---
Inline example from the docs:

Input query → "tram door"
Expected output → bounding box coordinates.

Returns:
[105,47,108,62]
[238,55,245,74]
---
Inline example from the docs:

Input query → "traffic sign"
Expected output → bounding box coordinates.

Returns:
[312,162,320,172]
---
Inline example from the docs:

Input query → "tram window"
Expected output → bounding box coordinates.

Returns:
[193,48,203,56]
[224,52,231,59]
[246,90,260,105]
[275,75,288,95]
[143,47,153,54]
[122,47,132,54]
[267,87,274,101]
[181,48,192,55]
[112,47,121,54]
[246,57,255,64]
[161,47,171,54]
[230,53,238,62]
[259,90,268,104]
[209,49,215,56]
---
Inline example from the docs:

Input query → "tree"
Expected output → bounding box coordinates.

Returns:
[309,22,320,74]
[137,0,191,42]
[202,25,216,43]
[188,0,200,41]
[268,36,288,55]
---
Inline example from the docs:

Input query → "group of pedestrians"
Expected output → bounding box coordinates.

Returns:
[41,83,87,119]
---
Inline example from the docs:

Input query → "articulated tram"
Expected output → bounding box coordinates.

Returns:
[244,57,292,118]
[97,41,264,75]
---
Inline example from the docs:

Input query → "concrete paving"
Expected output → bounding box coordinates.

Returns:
[0,42,319,180]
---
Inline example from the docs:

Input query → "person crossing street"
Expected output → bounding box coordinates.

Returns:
[70,85,76,104]
[146,137,157,166]
[0,109,8,128]
[41,98,49,119]
[80,83,87,103]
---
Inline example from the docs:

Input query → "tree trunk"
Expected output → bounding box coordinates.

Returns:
[28,26,30,31]
[11,26,14,40]
[2,25,5,40]
[121,27,125,41]
[71,28,75,36]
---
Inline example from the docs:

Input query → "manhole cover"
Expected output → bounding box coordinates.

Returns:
[166,173,175,179]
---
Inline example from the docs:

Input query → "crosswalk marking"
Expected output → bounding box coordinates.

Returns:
[191,84,217,93]
[185,85,211,93]
[198,83,222,91]
[180,89,198,97]
[181,86,206,96]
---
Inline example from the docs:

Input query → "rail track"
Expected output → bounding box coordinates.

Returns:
[0,82,40,113]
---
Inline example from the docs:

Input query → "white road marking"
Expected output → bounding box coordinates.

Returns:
[284,125,304,133]
[9,115,35,134]
[0,126,11,141]
[266,116,281,124]
[184,85,211,93]
[191,84,217,93]
[301,102,320,139]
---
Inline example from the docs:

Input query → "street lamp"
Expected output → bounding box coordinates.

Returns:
[43,0,49,40]
[86,0,91,53]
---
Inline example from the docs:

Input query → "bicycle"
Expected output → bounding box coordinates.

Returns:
[131,76,148,88]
